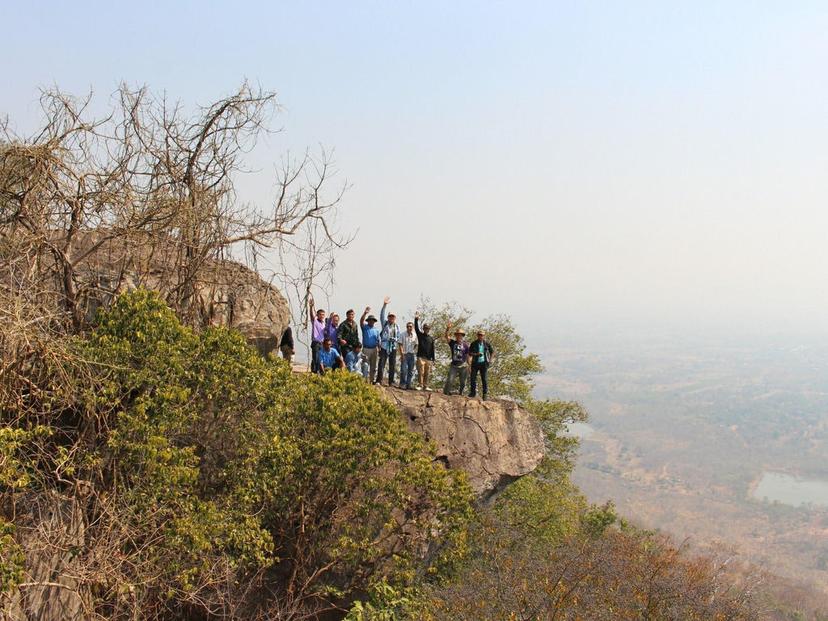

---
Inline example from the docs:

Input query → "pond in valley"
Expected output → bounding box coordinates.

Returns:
[752,471,828,508]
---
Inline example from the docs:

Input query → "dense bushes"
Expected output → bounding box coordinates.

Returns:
[0,289,766,620]
[0,290,472,619]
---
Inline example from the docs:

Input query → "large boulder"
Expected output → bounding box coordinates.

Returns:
[68,232,291,356]
[381,388,546,499]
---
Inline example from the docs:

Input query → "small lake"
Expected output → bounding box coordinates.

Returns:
[752,472,828,508]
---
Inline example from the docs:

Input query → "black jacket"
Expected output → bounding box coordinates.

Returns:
[468,340,494,366]
[337,319,360,349]
[414,317,435,361]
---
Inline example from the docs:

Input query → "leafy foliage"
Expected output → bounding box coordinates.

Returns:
[0,520,24,593]
[414,300,542,401]
[0,289,472,619]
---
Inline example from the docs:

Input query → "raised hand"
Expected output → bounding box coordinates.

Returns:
[415,311,420,319]
[383,296,391,305]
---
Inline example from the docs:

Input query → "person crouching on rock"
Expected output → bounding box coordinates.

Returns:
[317,337,344,374]
[468,330,495,400]
[345,343,369,378]
[444,323,469,396]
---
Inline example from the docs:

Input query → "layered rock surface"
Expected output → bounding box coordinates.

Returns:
[381,387,546,499]
[70,232,291,356]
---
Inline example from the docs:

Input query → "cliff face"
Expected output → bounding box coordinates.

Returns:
[381,388,546,499]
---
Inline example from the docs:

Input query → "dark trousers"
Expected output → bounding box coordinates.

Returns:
[311,341,322,373]
[444,364,468,395]
[377,348,396,385]
[469,363,489,398]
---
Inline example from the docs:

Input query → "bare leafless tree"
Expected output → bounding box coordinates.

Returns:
[0,82,348,344]
[0,85,351,620]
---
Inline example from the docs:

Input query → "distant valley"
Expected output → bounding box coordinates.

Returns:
[535,331,828,596]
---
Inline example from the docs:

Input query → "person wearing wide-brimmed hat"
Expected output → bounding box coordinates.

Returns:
[360,306,381,383]
[443,323,470,396]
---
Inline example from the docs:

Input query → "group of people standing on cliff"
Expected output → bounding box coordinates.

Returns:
[278,296,495,399]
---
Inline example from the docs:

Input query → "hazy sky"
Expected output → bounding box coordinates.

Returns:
[5,2,828,336]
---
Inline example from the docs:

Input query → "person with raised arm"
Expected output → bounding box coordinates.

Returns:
[443,322,469,396]
[376,296,400,386]
[414,311,435,390]
[360,305,381,383]
[308,295,326,374]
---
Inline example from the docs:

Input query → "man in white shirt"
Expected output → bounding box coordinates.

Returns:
[398,321,418,389]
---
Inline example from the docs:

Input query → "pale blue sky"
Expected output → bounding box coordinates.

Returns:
[4,2,828,336]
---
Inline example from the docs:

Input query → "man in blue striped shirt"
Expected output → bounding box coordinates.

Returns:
[376,296,399,386]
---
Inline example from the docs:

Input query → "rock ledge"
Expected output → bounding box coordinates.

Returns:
[380,387,546,499]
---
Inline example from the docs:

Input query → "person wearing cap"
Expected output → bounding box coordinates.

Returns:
[443,322,470,396]
[398,320,418,389]
[360,305,381,383]
[337,309,360,357]
[468,330,495,400]
[308,295,326,374]
[317,337,344,374]
[376,296,400,386]
[414,311,435,390]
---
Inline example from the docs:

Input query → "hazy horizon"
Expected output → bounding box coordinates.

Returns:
[5,2,828,338]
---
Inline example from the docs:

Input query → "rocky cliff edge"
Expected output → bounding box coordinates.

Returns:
[380,387,546,499]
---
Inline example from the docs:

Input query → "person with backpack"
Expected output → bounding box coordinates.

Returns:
[376,296,400,386]
[414,311,435,390]
[468,330,495,400]
[279,326,295,362]
[443,323,470,396]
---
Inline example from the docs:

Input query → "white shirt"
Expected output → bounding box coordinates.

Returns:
[399,331,418,355]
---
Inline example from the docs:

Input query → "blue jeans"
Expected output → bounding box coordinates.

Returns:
[444,364,468,395]
[311,341,322,373]
[400,352,416,388]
